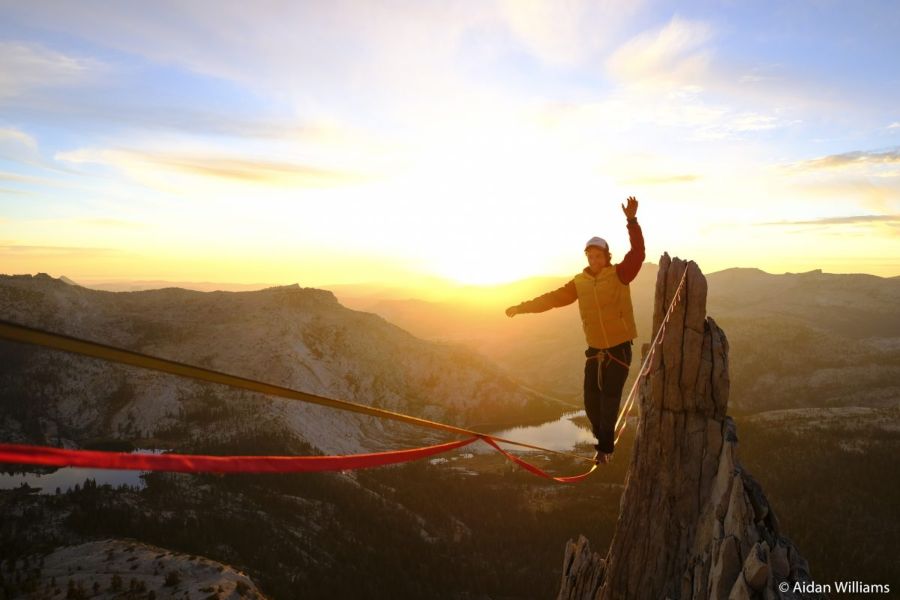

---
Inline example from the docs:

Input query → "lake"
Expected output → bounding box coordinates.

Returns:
[481,409,596,452]
[0,448,165,495]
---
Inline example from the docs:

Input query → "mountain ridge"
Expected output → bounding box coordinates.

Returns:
[332,265,900,413]
[0,273,562,456]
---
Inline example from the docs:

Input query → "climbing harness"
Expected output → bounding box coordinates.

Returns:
[586,345,630,390]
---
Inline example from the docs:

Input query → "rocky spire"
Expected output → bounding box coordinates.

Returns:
[557,254,823,600]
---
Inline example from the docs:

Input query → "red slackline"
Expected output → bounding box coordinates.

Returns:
[0,438,478,474]
[0,436,596,481]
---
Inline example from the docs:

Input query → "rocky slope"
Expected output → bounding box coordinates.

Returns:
[0,273,558,455]
[5,538,265,599]
[707,268,900,413]
[557,255,824,600]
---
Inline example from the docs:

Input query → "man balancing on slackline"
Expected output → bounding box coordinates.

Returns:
[504,196,645,465]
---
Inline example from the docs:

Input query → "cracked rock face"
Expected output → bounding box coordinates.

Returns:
[557,254,823,600]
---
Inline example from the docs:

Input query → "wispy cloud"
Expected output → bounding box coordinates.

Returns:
[0,3,482,114]
[0,41,100,99]
[792,148,900,170]
[498,0,644,67]
[0,127,37,152]
[0,126,47,169]
[759,215,900,226]
[621,174,699,185]
[566,16,798,141]
[0,187,36,197]
[0,170,51,184]
[607,16,713,88]
[149,155,364,186]
[889,122,900,130]
[0,168,96,193]
[601,14,834,141]
[0,243,120,257]
[55,147,369,188]
[791,176,900,215]
[78,218,147,229]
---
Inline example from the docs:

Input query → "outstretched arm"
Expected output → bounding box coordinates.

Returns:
[616,196,645,285]
[505,280,577,317]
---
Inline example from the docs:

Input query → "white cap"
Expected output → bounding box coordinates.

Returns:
[584,236,608,251]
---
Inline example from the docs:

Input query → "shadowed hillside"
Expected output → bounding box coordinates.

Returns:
[0,273,562,455]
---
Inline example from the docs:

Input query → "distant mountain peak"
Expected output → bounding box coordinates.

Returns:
[786,268,824,275]
[708,266,770,276]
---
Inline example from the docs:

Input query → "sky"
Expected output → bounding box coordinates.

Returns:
[1,0,899,288]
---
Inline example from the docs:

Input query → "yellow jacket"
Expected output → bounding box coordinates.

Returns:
[573,267,637,348]
[512,220,644,349]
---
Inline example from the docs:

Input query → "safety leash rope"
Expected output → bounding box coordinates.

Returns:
[586,349,630,370]
[613,266,689,444]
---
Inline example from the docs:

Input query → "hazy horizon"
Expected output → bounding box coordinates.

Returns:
[4,259,896,307]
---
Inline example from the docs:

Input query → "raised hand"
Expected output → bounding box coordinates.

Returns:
[621,196,638,219]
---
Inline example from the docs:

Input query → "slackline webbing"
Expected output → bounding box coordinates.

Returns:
[0,319,597,482]
[0,263,689,483]
[0,318,589,461]
[0,437,480,474]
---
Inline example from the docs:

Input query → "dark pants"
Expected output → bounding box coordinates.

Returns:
[584,340,633,453]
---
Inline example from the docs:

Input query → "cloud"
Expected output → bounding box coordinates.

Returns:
[759,215,900,226]
[0,4,517,156]
[533,87,793,144]
[555,16,798,141]
[0,243,120,258]
[789,174,900,215]
[0,168,94,193]
[0,3,480,110]
[498,0,643,67]
[607,16,713,88]
[55,147,369,188]
[151,156,361,186]
[0,170,51,184]
[3,1,643,90]
[0,126,44,168]
[793,148,900,170]
[621,174,699,185]
[0,41,100,99]
[781,149,900,213]
[600,15,834,139]
[0,187,36,197]
[0,127,37,152]
[889,122,900,130]
[78,218,147,229]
